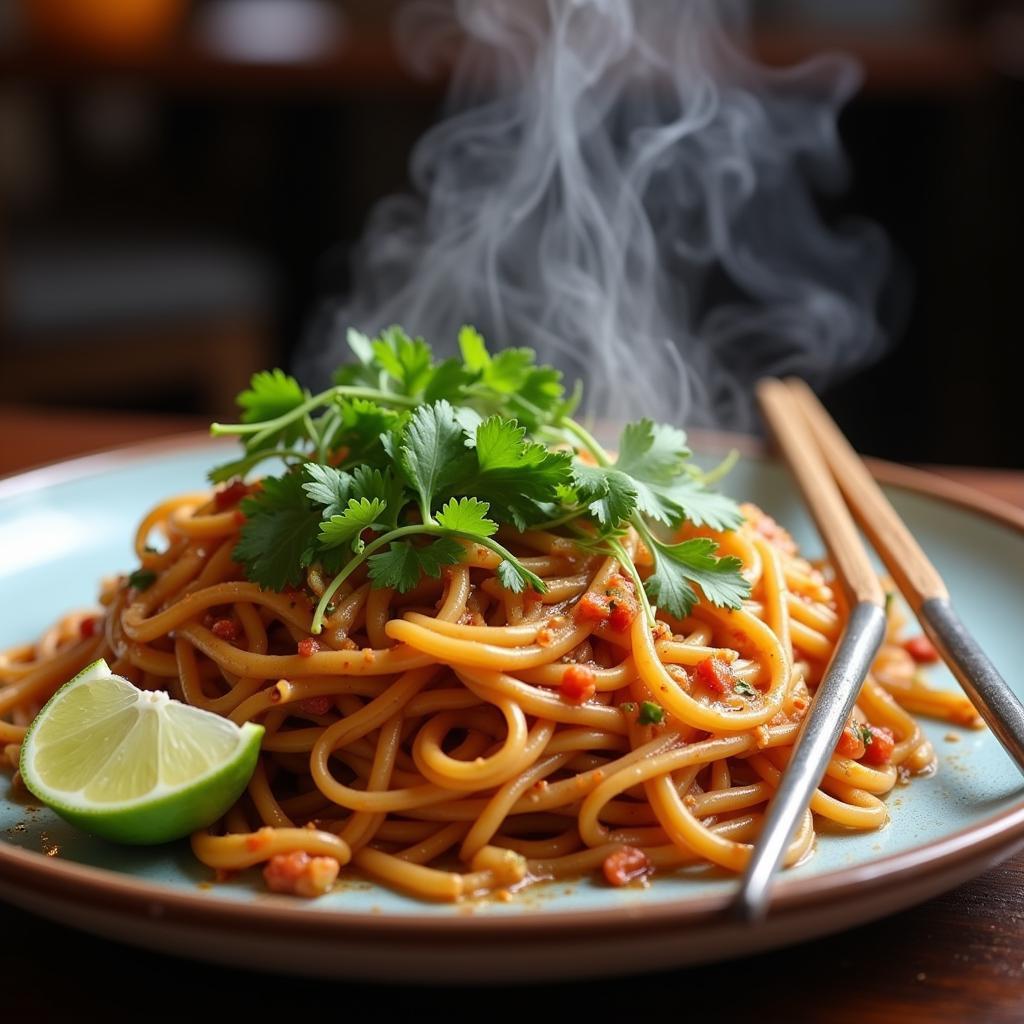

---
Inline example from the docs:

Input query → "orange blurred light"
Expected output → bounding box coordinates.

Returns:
[22,0,188,56]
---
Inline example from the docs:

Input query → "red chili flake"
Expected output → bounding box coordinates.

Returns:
[245,828,271,852]
[233,509,247,526]
[695,656,735,695]
[297,638,320,658]
[536,628,555,648]
[79,616,99,639]
[861,725,896,767]
[904,635,940,664]
[602,846,652,887]
[214,480,251,511]
[211,618,240,643]
[561,665,596,704]
[299,695,333,716]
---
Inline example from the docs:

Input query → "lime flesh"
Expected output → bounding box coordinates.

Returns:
[20,659,263,845]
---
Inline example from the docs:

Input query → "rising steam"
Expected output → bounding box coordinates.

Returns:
[297,0,892,430]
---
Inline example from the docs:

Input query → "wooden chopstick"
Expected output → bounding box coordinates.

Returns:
[755,380,885,609]
[783,378,946,613]
[785,376,1024,774]
[734,379,889,921]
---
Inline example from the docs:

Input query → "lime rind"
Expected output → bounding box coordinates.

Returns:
[20,659,263,845]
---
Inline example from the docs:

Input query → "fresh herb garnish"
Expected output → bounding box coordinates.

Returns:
[734,680,757,699]
[859,724,874,747]
[638,701,666,726]
[127,569,157,591]
[210,326,750,633]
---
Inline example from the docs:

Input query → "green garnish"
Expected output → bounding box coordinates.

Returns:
[638,701,666,726]
[859,724,874,746]
[210,326,751,633]
[127,569,157,591]
[734,680,757,699]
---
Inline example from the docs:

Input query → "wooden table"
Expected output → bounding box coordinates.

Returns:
[1,404,1022,1023]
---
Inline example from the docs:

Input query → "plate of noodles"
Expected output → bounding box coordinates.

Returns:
[1,329,1024,983]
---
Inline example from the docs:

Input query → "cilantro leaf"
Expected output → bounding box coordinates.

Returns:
[645,537,750,619]
[613,420,693,525]
[424,358,474,405]
[367,538,464,593]
[371,326,434,397]
[318,498,389,551]
[332,398,401,465]
[397,400,472,521]
[571,463,637,530]
[616,420,691,481]
[234,473,322,591]
[657,477,745,532]
[349,466,406,529]
[457,324,490,371]
[456,325,565,430]
[608,420,743,530]
[332,329,380,390]
[302,463,353,519]
[496,559,527,593]
[237,370,308,449]
[435,497,498,537]
[454,416,573,530]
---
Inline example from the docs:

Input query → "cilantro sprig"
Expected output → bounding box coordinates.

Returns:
[210,326,750,632]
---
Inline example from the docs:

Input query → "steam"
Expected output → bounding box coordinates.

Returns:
[297,0,892,430]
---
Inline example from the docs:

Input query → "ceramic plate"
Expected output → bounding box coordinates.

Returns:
[1,436,1023,983]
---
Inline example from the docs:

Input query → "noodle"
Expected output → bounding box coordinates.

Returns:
[0,492,981,902]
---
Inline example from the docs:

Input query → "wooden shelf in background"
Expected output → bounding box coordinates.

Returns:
[0,27,996,99]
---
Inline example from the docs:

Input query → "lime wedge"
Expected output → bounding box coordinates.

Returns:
[20,659,263,845]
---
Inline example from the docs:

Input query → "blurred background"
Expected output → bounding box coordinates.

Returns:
[0,0,1021,468]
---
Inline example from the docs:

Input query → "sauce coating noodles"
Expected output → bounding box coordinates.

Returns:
[0,495,981,900]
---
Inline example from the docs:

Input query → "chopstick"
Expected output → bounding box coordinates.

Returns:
[785,376,1024,773]
[734,379,889,922]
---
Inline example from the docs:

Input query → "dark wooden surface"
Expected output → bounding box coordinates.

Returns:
[1,404,1022,1022]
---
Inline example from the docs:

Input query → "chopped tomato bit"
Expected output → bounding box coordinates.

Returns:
[574,575,638,632]
[835,721,867,760]
[602,846,652,887]
[79,616,99,639]
[574,591,611,624]
[211,618,241,643]
[561,665,597,704]
[536,628,555,648]
[214,480,251,510]
[608,601,636,632]
[299,695,333,717]
[904,635,940,664]
[297,637,320,658]
[263,851,340,898]
[695,656,735,695]
[861,725,896,766]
